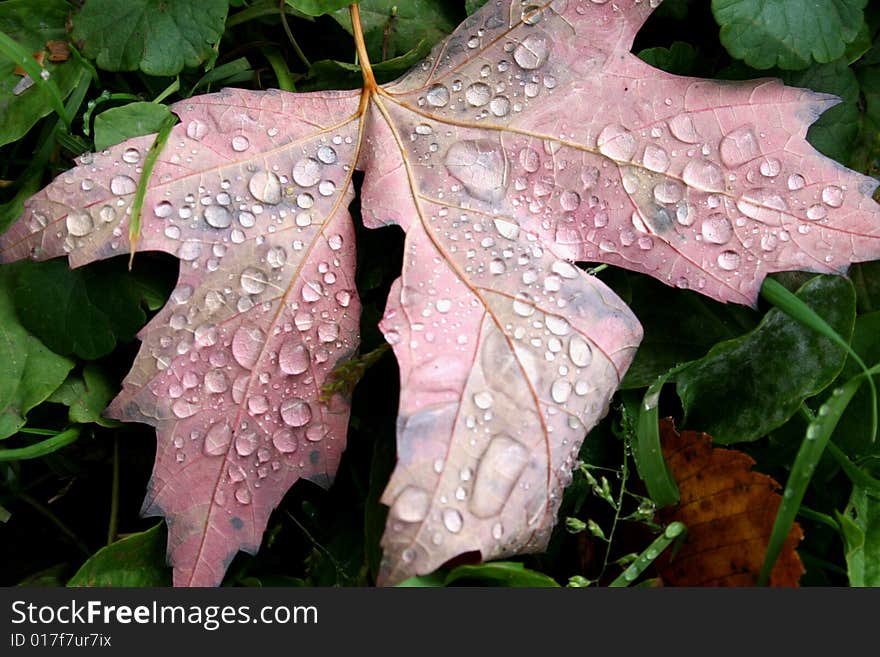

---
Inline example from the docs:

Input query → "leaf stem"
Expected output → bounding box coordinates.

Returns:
[107,436,119,545]
[279,0,310,69]
[350,4,377,93]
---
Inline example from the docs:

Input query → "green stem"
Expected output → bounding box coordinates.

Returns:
[280,0,311,68]
[107,436,119,545]
[264,48,295,92]
[0,428,80,461]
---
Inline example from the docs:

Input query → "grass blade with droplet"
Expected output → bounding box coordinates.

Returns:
[609,521,686,587]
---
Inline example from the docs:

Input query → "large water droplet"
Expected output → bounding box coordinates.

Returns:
[493,217,520,240]
[653,181,683,204]
[204,422,232,456]
[317,145,337,164]
[597,124,636,161]
[445,140,509,203]
[66,211,93,237]
[465,82,492,106]
[280,398,311,427]
[719,126,759,167]
[717,250,741,271]
[701,213,733,244]
[822,185,843,208]
[513,33,549,70]
[234,485,252,505]
[231,135,250,152]
[249,170,282,205]
[668,114,700,144]
[489,96,511,117]
[318,321,339,343]
[122,148,141,164]
[392,487,430,523]
[272,428,298,453]
[154,201,174,218]
[545,314,571,336]
[204,205,232,229]
[682,160,724,193]
[231,325,265,369]
[568,336,592,367]
[279,341,309,375]
[642,144,669,173]
[235,431,257,456]
[293,158,321,187]
[474,391,494,410]
[470,435,529,517]
[442,508,463,533]
[186,120,208,140]
[426,84,450,107]
[204,369,228,393]
[266,246,287,269]
[240,267,268,294]
[110,175,137,196]
[551,379,572,403]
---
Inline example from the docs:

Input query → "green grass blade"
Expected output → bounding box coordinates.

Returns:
[608,521,686,587]
[630,368,686,507]
[758,374,863,585]
[0,427,81,461]
[826,441,880,493]
[0,30,71,129]
[761,277,877,441]
[128,113,178,268]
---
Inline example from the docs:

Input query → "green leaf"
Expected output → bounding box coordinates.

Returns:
[67,523,171,587]
[93,101,172,151]
[443,561,560,587]
[72,0,229,76]
[465,0,489,15]
[12,258,148,360]
[620,277,756,389]
[303,40,431,90]
[839,486,880,586]
[332,0,460,61]
[47,366,118,427]
[778,59,860,162]
[676,275,855,444]
[0,269,74,439]
[609,522,686,587]
[638,42,702,77]
[712,0,867,70]
[285,0,351,17]
[0,0,85,147]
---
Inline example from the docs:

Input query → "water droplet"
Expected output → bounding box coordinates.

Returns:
[266,246,287,269]
[493,217,520,240]
[642,144,669,173]
[305,424,326,442]
[569,336,592,367]
[474,391,493,409]
[110,175,137,195]
[545,314,571,336]
[682,160,724,193]
[278,341,309,375]
[204,204,232,228]
[442,508,463,533]
[653,181,683,204]
[231,325,265,369]
[445,140,509,203]
[186,120,208,140]
[66,211,93,237]
[426,84,450,107]
[787,174,805,191]
[551,379,572,403]
[293,157,321,187]
[719,126,759,167]
[513,293,534,317]
[822,185,843,208]
[234,485,252,505]
[204,422,232,456]
[717,250,741,271]
[668,114,700,143]
[240,267,268,294]
[513,33,549,70]
[436,298,452,313]
[559,190,580,211]
[235,431,257,456]
[317,145,337,164]
[701,213,733,244]
[551,260,579,279]
[177,240,202,261]
[272,428,298,453]
[470,435,529,517]
[806,204,827,221]
[302,280,323,302]
[392,487,430,523]
[489,96,510,117]
[231,135,250,152]
[492,522,504,540]
[759,158,781,177]
[318,321,339,343]
[204,369,228,393]
[280,398,311,427]
[465,82,492,107]
[248,395,269,415]
[597,124,636,161]
[154,201,174,218]
[249,170,282,205]
[122,148,141,164]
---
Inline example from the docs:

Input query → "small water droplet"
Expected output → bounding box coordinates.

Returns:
[426,84,450,107]
[317,145,337,164]
[235,431,257,456]
[204,204,232,229]
[231,325,265,369]
[240,267,268,294]
[231,135,250,152]
[272,428,298,453]
[513,33,549,70]
[280,398,311,427]
[110,175,137,195]
[122,147,141,164]
[597,124,636,161]
[821,185,843,208]
[204,422,232,456]
[442,508,463,533]
[66,211,93,237]
[717,250,741,271]
[701,213,733,244]
[392,487,430,523]
[293,157,321,187]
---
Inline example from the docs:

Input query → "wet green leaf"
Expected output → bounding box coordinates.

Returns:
[67,523,171,587]
[93,102,172,151]
[839,485,880,586]
[285,0,351,17]
[72,0,228,76]
[677,275,855,444]
[0,268,73,439]
[48,365,118,427]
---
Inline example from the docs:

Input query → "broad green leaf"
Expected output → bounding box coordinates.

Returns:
[285,0,351,17]
[839,485,880,586]
[93,102,172,151]
[0,269,73,439]
[12,258,148,360]
[0,0,85,147]
[48,365,119,427]
[713,0,867,70]
[620,277,757,389]
[72,0,229,76]
[67,523,172,587]
[443,561,560,587]
[465,0,489,15]
[302,41,431,91]
[332,0,460,61]
[677,275,855,444]
[638,42,702,77]
[779,59,860,162]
